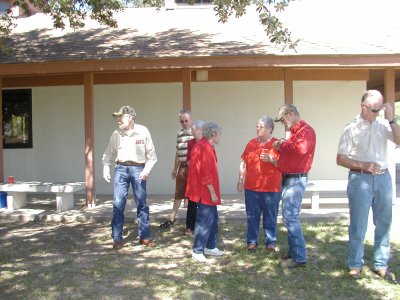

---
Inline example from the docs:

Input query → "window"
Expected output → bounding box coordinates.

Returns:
[2,89,33,148]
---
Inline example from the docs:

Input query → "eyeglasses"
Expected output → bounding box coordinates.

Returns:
[180,120,189,124]
[363,105,381,113]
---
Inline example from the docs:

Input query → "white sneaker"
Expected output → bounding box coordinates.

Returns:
[192,252,211,263]
[204,247,224,256]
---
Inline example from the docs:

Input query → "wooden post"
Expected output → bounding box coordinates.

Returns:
[284,68,294,138]
[182,69,191,110]
[84,72,95,207]
[384,68,397,202]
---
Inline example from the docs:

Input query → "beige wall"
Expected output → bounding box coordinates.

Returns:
[3,80,369,196]
[293,81,366,180]
[191,81,285,194]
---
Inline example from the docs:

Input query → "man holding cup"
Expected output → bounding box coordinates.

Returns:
[337,90,400,281]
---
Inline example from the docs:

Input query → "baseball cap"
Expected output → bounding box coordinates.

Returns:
[112,106,136,117]
[274,104,298,122]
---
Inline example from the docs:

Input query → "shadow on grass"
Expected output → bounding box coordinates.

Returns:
[0,219,399,299]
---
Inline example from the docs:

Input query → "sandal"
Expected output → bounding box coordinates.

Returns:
[159,220,175,229]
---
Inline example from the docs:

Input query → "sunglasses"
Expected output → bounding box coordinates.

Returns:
[363,105,381,113]
[180,120,189,123]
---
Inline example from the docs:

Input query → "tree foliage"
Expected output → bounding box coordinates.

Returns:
[1,0,298,54]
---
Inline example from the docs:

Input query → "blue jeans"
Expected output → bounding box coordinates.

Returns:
[347,171,392,270]
[193,203,219,253]
[245,190,281,247]
[281,176,307,263]
[111,164,150,241]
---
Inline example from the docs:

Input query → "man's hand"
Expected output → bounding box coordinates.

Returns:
[272,139,285,152]
[171,169,177,180]
[382,102,395,122]
[103,165,111,183]
[364,161,384,175]
[140,171,149,181]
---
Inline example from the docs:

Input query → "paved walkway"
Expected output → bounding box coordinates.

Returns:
[1,193,399,242]
[0,194,350,222]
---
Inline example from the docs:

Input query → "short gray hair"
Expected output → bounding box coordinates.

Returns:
[259,115,274,133]
[193,120,205,130]
[202,122,222,139]
[179,109,191,117]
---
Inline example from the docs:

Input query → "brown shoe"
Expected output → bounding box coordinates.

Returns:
[139,239,156,248]
[348,269,361,280]
[374,269,396,283]
[247,243,257,252]
[266,245,276,253]
[184,229,194,236]
[113,240,123,250]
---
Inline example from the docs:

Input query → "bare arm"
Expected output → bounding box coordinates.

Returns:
[336,154,383,174]
[237,160,246,192]
[171,153,180,179]
[207,184,218,202]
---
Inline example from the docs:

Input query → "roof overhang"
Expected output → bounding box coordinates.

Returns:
[2,54,400,77]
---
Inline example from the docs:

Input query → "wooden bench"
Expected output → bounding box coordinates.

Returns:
[306,180,348,210]
[0,181,86,212]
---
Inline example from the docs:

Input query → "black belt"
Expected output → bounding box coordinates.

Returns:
[116,160,145,166]
[350,169,387,175]
[282,173,308,179]
[180,163,188,167]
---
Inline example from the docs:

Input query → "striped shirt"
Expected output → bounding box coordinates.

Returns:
[176,128,193,163]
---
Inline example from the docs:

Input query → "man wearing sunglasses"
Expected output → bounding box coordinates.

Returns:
[337,90,400,281]
[272,104,316,269]
[160,109,194,229]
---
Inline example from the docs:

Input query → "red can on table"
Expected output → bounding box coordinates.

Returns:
[8,176,14,184]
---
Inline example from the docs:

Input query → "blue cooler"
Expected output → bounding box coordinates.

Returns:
[0,192,7,208]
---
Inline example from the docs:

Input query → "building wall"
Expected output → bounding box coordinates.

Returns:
[3,80,367,196]
[3,86,85,183]
[293,81,365,180]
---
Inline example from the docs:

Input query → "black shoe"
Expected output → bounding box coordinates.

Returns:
[280,259,306,269]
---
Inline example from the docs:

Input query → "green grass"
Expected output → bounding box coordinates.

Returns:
[0,219,399,299]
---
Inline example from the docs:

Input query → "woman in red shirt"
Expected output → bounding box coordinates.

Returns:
[186,122,224,263]
[185,120,205,236]
[237,115,282,252]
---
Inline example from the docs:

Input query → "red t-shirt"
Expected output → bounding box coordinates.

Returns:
[277,120,316,174]
[241,137,281,192]
[185,137,221,205]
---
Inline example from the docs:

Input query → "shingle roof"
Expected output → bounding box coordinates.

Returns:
[2,0,400,64]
